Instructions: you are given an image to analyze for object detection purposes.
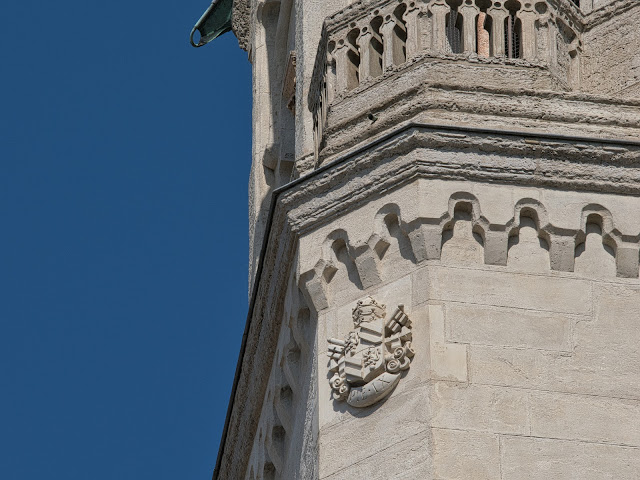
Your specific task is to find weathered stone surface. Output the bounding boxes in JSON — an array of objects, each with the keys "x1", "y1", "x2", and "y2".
[
  {"x1": 430, "y1": 267, "x2": 592, "y2": 315},
  {"x1": 319, "y1": 386, "x2": 430, "y2": 478},
  {"x1": 432, "y1": 428, "x2": 500, "y2": 480},
  {"x1": 501, "y1": 436, "x2": 640, "y2": 479},
  {"x1": 430, "y1": 304, "x2": 468, "y2": 382},
  {"x1": 321, "y1": 430, "x2": 431, "y2": 479},
  {"x1": 468, "y1": 282, "x2": 640, "y2": 400},
  {"x1": 431, "y1": 383, "x2": 529, "y2": 435},
  {"x1": 446, "y1": 304, "x2": 573, "y2": 352},
  {"x1": 530, "y1": 390, "x2": 640, "y2": 446}
]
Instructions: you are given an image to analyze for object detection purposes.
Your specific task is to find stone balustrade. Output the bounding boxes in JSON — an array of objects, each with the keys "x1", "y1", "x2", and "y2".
[{"x1": 309, "y1": 0, "x2": 584, "y2": 156}]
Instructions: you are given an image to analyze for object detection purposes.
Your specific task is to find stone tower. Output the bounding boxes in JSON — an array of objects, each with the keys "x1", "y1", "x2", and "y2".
[{"x1": 191, "y1": 0, "x2": 640, "y2": 478}]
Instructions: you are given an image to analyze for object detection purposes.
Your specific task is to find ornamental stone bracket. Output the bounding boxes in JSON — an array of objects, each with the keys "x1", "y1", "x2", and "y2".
[{"x1": 327, "y1": 296, "x2": 414, "y2": 408}]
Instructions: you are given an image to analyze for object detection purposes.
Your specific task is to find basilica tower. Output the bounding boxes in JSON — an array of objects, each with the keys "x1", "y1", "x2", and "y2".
[{"x1": 191, "y1": 0, "x2": 640, "y2": 478}]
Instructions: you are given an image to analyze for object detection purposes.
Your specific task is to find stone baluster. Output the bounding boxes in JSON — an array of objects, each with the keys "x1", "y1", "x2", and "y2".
[
  {"x1": 459, "y1": 1, "x2": 480, "y2": 54},
  {"x1": 321, "y1": 86, "x2": 328, "y2": 131},
  {"x1": 568, "y1": 38, "x2": 582, "y2": 89},
  {"x1": 325, "y1": 51, "x2": 336, "y2": 104},
  {"x1": 535, "y1": 9, "x2": 551, "y2": 63},
  {"x1": 332, "y1": 38, "x2": 358, "y2": 92},
  {"x1": 429, "y1": 0, "x2": 451, "y2": 53},
  {"x1": 488, "y1": 4, "x2": 509, "y2": 57},
  {"x1": 547, "y1": 18, "x2": 559, "y2": 69},
  {"x1": 403, "y1": 2, "x2": 423, "y2": 59},
  {"x1": 380, "y1": 14, "x2": 405, "y2": 69},
  {"x1": 332, "y1": 40, "x2": 350, "y2": 93},
  {"x1": 357, "y1": 28, "x2": 375, "y2": 82},
  {"x1": 517, "y1": 3, "x2": 538, "y2": 61},
  {"x1": 419, "y1": 4, "x2": 433, "y2": 53}
]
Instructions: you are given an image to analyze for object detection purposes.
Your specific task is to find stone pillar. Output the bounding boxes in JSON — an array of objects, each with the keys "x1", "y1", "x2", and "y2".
[
  {"x1": 357, "y1": 29, "x2": 375, "y2": 82},
  {"x1": 518, "y1": 6, "x2": 537, "y2": 61},
  {"x1": 326, "y1": 53, "x2": 336, "y2": 104},
  {"x1": 459, "y1": 3, "x2": 480, "y2": 54},
  {"x1": 403, "y1": 4, "x2": 423, "y2": 59},
  {"x1": 568, "y1": 39, "x2": 582, "y2": 90},
  {"x1": 380, "y1": 15, "x2": 400, "y2": 70},
  {"x1": 333, "y1": 40, "x2": 355, "y2": 93},
  {"x1": 430, "y1": 1, "x2": 450, "y2": 54},
  {"x1": 488, "y1": 6, "x2": 508, "y2": 57}
]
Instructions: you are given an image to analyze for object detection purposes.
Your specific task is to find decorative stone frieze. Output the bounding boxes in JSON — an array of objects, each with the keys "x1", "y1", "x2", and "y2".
[
  {"x1": 327, "y1": 296, "x2": 414, "y2": 407},
  {"x1": 300, "y1": 190, "x2": 640, "y2": 313}
]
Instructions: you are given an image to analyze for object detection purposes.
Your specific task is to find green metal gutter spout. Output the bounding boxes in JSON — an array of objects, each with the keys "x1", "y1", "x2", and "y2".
[{"x1": 190, "y1": 0, "x2": 233, "y2": 47}]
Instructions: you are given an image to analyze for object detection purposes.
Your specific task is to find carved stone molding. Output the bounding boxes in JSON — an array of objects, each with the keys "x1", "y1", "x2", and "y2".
[{"x1": 327, "y1": 296, "x2": 414, "y2": 408}]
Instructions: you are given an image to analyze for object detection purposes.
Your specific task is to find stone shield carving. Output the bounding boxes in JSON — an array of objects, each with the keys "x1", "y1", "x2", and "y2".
[{"x1": 327, "y1": 296, "x2": 414, "y2": 408}]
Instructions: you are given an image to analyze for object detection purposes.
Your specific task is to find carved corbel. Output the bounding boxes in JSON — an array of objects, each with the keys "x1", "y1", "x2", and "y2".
[
  {"x1": 615, "y1": 243, "x2": 640, "y2": 278},
  {"x1": 484, "y1": 227, "x2": 509, "y2": 266},
  {"x1": 406, "y1": 220, "x2": 444, "y2": 262},
  {"x1": 548, "y1": 231, "x2": 578, "y2": 272},
  {"x1": 299, "y1": 261, "x2": 332, "y2": 312},
  {"x1": 352, "y1": 243, "x2": 384, "y2": 288}
]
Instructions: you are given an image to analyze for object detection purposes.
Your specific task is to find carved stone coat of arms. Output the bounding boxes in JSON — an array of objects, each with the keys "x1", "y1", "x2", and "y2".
[{"x1": 327, "y1": 296, "x2": 414, "y2": 408}]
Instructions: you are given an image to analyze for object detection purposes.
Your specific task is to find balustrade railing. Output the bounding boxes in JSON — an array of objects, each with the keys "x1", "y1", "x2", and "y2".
[{"x1": 309, "y1": 0, "x2": 584, "y2": 157}]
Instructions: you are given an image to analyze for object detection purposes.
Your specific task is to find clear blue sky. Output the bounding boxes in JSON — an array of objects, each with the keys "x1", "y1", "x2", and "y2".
[{"x1": 1, "y1": 1, "x2": 251, "y2": 478}]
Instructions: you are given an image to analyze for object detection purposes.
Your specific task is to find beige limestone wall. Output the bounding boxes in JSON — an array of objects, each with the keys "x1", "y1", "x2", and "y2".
[
  {"x1": 301, "y1": 178, "x2": 640, "y2": 479},
  {"x1": 581, "y1": 4, "x2": 640, "y2": 97}
]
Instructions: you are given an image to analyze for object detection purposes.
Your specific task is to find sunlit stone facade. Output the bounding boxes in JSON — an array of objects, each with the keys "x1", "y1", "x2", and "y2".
[{"x1": 193, "y1": 0, "x2": 640, "y2": 478}]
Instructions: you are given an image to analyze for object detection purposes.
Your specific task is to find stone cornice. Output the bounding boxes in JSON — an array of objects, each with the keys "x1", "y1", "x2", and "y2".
[
  {"x1": 320, "y1": 77, "x2": 640, "y2": 162},
  {"x1": 214, "y1": 122, "x2": 640, "y2": 479},
  {"x1": 287, "y1": 124, "x2": 640, "y2": 234}
]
